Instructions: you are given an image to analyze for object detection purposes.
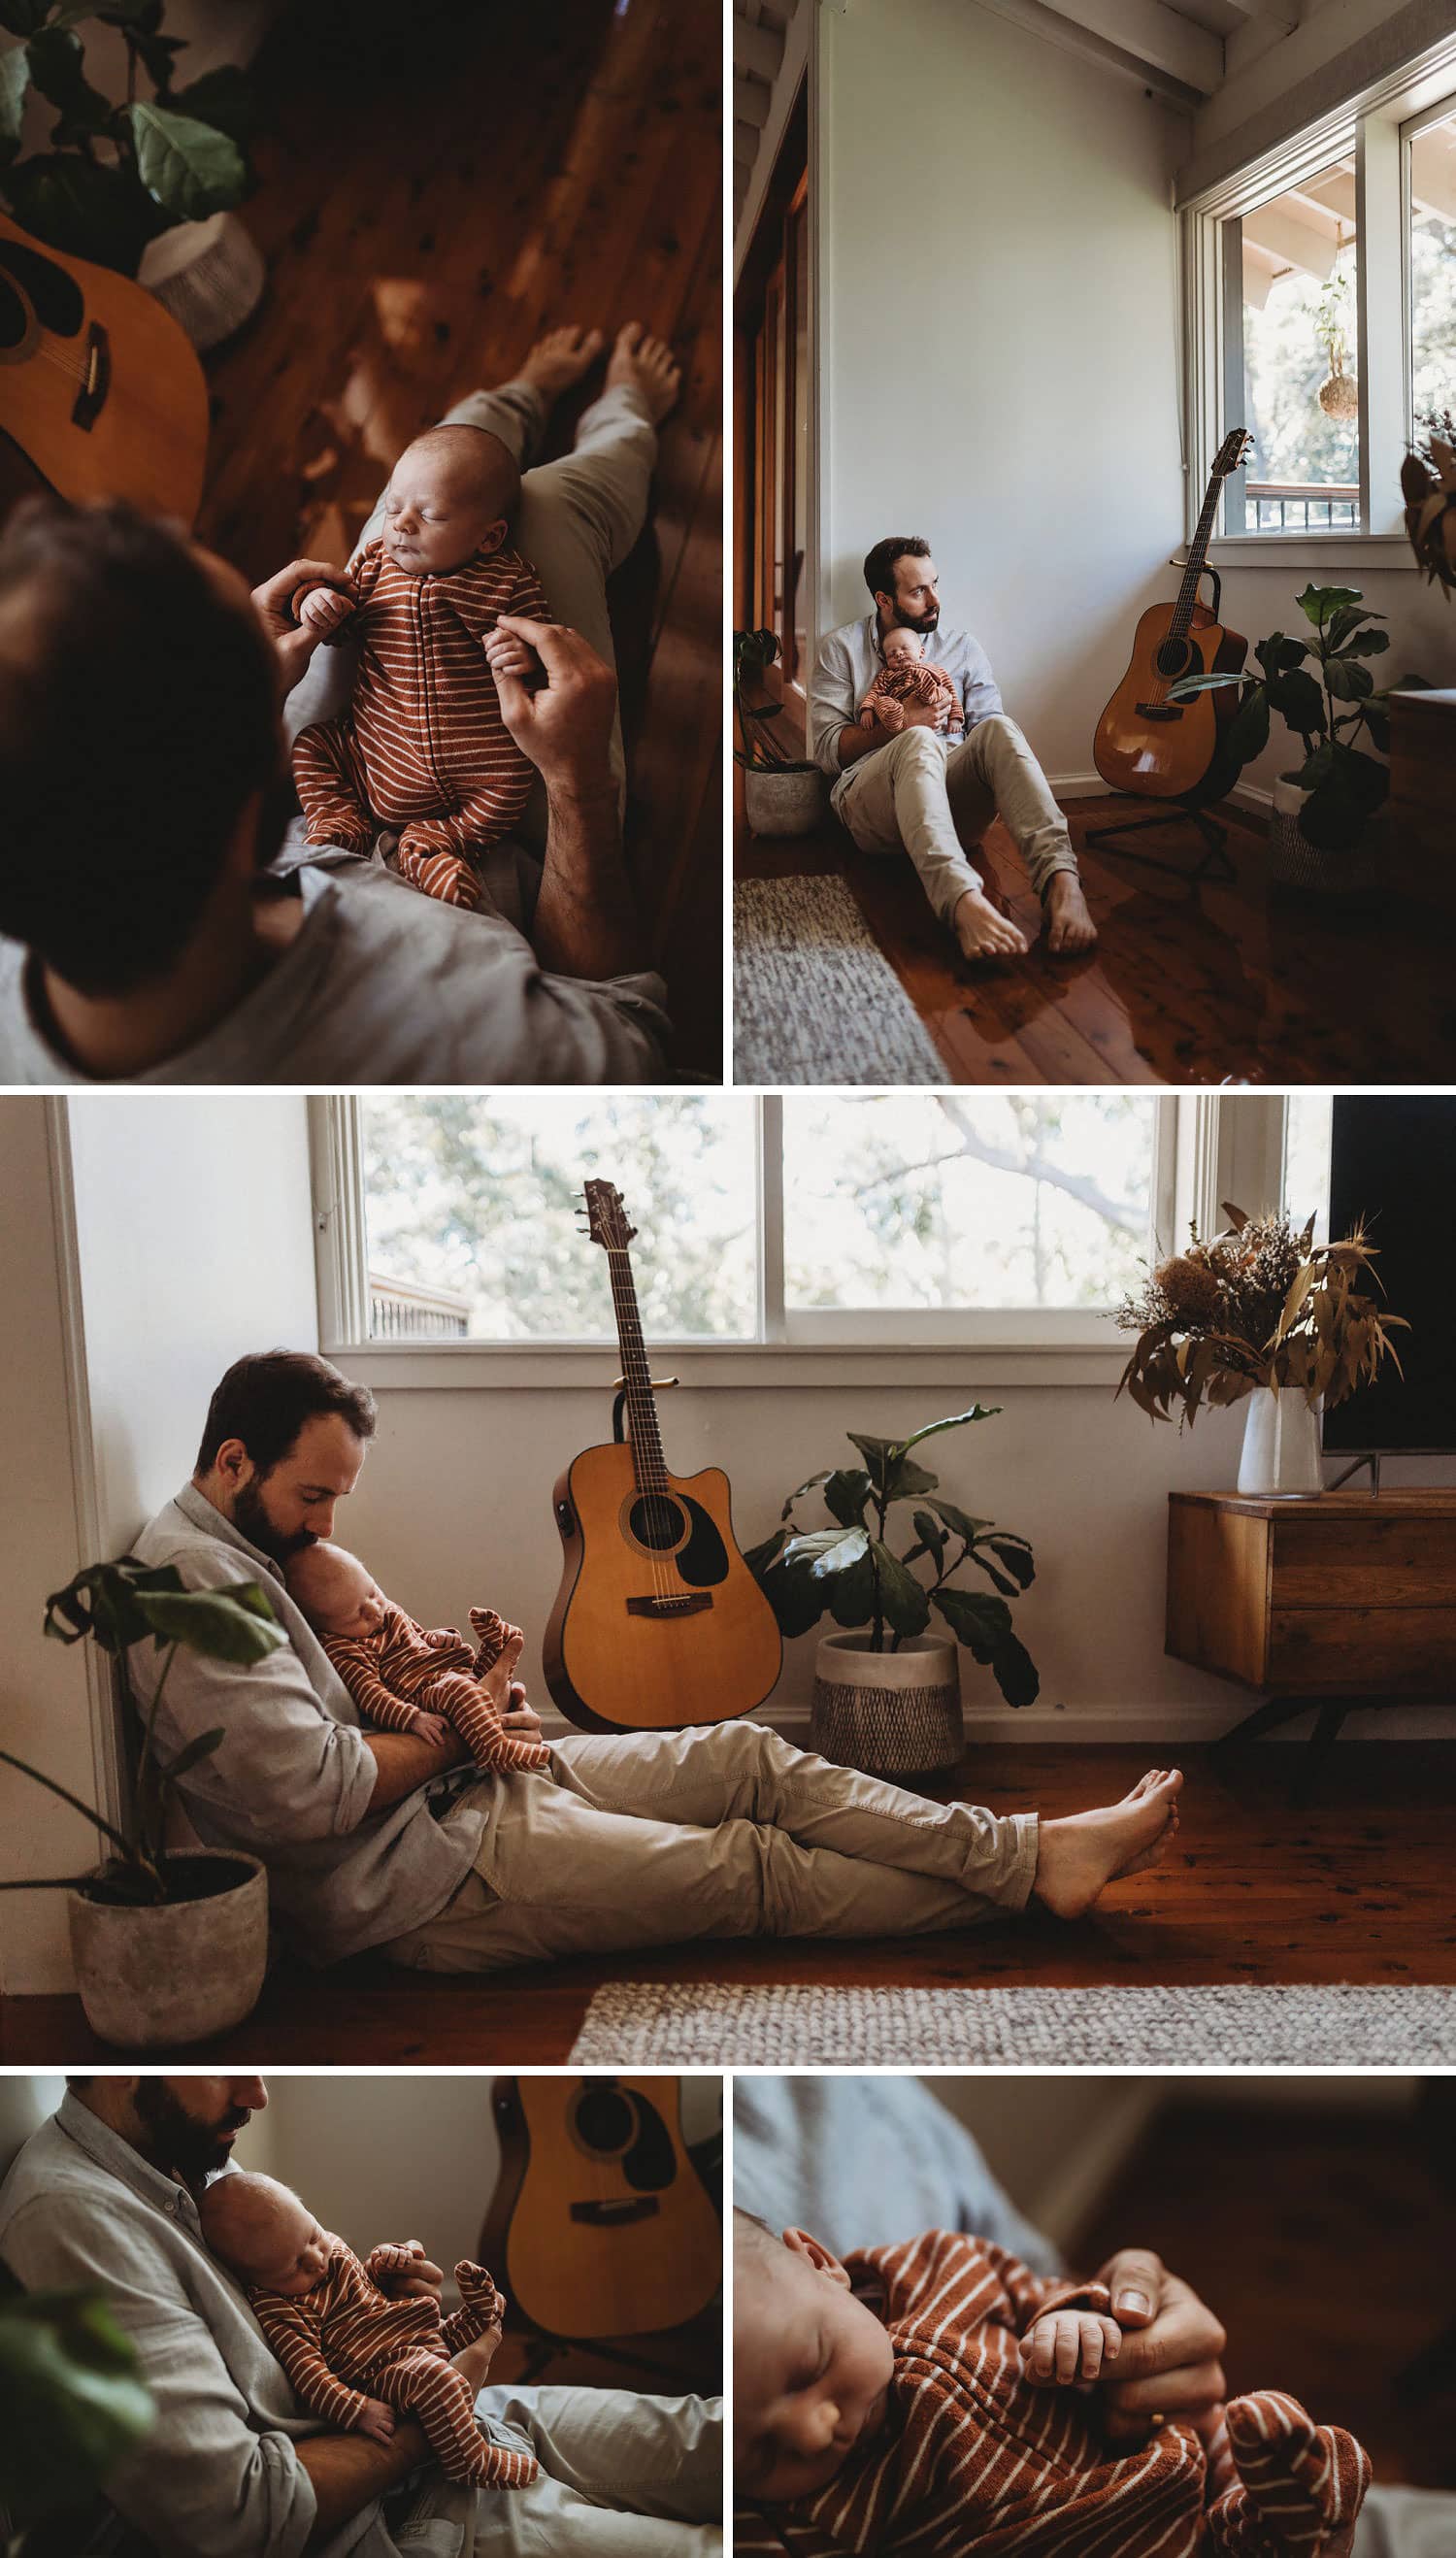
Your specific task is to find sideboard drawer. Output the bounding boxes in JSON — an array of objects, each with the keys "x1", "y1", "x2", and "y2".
[
  {"x1": 1270, "y1": 1514, "x2": 1456, "y2": 1609},
  {"x1": 1268, "y1": 1606, "x2": 1456, "y2": 1693}
]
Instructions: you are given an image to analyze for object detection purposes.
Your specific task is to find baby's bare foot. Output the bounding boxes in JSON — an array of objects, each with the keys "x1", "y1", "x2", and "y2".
[
  {"x1": 606, "y1": 321, "x2": 681, "y2": 422},
  {"x1": 1033, "y1": 1769, "x2": 1184, "y2": 1919},
  {"x1": 953, "y1": 885, "x2": 1028, "y2": 963},
  {"x1": 518, "y1": 324, "x2": 605, "y2": 398}
]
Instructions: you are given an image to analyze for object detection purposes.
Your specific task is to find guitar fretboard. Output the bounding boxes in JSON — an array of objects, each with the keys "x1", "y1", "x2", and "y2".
[
  {"x1": 605, "y1": 1246, "x2": 669, "y2": 1494},
  {"x1": 1168, "y1": 468, "x2": 1225, "y2": 643}
]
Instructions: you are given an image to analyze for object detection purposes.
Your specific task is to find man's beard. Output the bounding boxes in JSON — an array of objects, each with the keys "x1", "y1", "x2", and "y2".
[
  {"x1": 232, "y1": 1473, "x2": 314, "y2": 1562},
  {"x1": 134, "y1": 2080, "x2": 252, "y2": 2184},
  {"x1": 893, "y1": 600, "x2": 939, "y2": 633}
]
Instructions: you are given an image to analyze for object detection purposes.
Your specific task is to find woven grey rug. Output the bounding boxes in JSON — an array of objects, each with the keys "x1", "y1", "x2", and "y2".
[
  {"x1": 734, "y1": 875, "x2": 946, "y2": 1085},
  {"x1": 569, "y1": 1980, "x2": 1456, "y2": 2067}
]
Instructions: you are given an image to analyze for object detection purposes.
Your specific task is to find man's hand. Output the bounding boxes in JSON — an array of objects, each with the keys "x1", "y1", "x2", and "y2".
[
  {"x1": 1095, "y1": 2250, "x2": 1227, "y2": 2444},
  {"x1": 373, "y1": 2241, "x2": 445, "y2": 2304},
  {"x1": 355, "y1": 2400, "x2": 396, "y2": 2444},
  {"x1": 500, "y1": 1679, "x2": 544, "y2": 1742},
  {"x1": 483, "y1": 615, "x2": 617, "y2": 798},
  {"x1": 251, "y1": 557, "x2": 350, "y2": 692}
]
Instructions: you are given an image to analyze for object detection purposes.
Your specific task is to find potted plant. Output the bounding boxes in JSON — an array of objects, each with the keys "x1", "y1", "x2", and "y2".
[
  {"x1": 0, "y1": 3, "x2": 263, "y2": 349},
  {"x1": 0, "y1": 2260, "x2": 152, "y2": 2550},
  {"x1": 1169, "y1": 584, "x2": 1431, "y2": 891},
  {"x1": 1402, "y1": 409, "x2": 1456, "y2": 595},
  {"x1": 734, "y1": 626, "x2": 824, "y2": 838},
  {"x1": 1112, "y1": 1203, "x2": 1407, "y2": 1497},
  {"x1": 0, "y1": 1556, "x2": 285, "y2": 2048},
  {"x1": 746, "y1": 1405, "x2": 1039, "y2": 1777}
]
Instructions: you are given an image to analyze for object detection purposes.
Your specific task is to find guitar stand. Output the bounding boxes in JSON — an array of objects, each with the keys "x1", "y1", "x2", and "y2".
[{"x1": 1083, "y1": 800, "x2": 1236, "y2": 886}]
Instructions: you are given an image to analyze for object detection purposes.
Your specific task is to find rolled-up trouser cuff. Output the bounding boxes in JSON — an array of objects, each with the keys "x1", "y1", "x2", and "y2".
[{"x1": 994, "y1": 1809, "x2": 1041, "y2": 1910}]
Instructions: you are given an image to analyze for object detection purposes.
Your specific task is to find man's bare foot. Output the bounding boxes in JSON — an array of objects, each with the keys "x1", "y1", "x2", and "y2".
[
  {"x1": 953, "y1": 885, "x2": 1029, "y2": 962},
  {"x1": 1043, "y1": 871, "x2": 1098, "y2": 955},
  {"x1": 1032, "y1": 1769, "x2": 1184, "y2": 1919},
  {"x1": 518, "y1": 324, "x2": 605, "y2": 399},
  {"x1": 606, "y1": 320, "x2": 681, "y2": 422}
]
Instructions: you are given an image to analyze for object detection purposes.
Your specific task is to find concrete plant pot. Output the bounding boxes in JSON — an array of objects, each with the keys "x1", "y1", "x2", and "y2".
[
  {"x1": 743, "y1": 762, "x2": 825, "y2": 838},
  {"x1": 67, "y1": 1850, "x2": 268, "y2": 2050},
  {"x1": 811, "y1": 1631, "x2": 963, "y2": 1777}
]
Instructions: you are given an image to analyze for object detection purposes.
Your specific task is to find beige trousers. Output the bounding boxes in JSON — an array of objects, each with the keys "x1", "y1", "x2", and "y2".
[
  {"x1": 383, "y1": 1718, "x2": 1039, "y2": 1974},
  {"x1": 832, "y1": 717, "x2": 1078, "y2": 923},
  {"x1": 443, "y1": 2387, "x2": 721, "y2": 2556}
]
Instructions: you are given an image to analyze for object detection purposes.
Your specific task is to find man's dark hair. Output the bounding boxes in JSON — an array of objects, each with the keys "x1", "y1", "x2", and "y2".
[
  {"x1": 0, "y1": 499, "x2": 281, "y2": 996},
  {"x1": 863, "y1": 535, "x2": 932, "y2": 602},
  {"x1": 196, "y1": 1351, "x2": 377, "y2": 1478}
]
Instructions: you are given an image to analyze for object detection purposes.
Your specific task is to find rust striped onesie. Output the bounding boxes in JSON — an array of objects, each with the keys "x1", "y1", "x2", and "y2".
[
  {"x1": 323, "y1": 1601, "x2": 551, "y2": 1777},
  {"x1": 249, "y1": 2240, "x2": 536, "y2": 2488},
  {"x1": 859, "y1": 657, "x2": 962, "y2": 732},
  {"x1": 291, "y1": 537, "x2": 550, "y2": 910},
  {"x1": 737, "y1": 2232, "x2": 1370, "y2": 2558}
]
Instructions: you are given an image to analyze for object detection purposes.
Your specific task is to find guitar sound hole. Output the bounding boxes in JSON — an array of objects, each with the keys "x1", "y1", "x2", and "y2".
[
  {"x1": 1154, "y1": 637, "x2": 1195, "y2": 681},
  {"x1": 575, "y1": 2084, "x2": 636, "y2": 2154},
  {"x1": 0, "y1": 278, "x2": 28, "y2": 353},
  {"x1": 629, "y1": 1494, "x2": 685, "y2": 1552}
]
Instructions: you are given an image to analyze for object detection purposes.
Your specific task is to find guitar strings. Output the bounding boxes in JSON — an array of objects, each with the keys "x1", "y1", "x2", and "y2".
[{"x1": 605, "y1": 1237, "x2": 673, "y2": 1605}]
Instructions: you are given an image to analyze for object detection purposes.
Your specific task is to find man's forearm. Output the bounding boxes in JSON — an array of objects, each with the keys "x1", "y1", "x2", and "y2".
[
  {"x1": 300, "y1": 2418, "x2": 429, "y2": 2544},
  {"x1": 835, "y1": 719, "x2": 883, "y2": 768},
  {"x1": 533, "y1": 781, "x2": 644, "y2": 980},
  {"x1": 363, "y1": 1729, "x2": 468, "y2": 1811}
]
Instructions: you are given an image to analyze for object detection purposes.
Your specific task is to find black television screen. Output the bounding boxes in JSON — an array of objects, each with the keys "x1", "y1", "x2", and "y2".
[{"x1": 1322, "y1": 1096, "x2": 1456, "y2": 1455}]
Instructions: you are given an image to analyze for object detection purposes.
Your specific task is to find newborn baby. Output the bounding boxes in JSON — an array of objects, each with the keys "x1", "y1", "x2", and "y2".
[
  {"x1": 199, "y1": 2173, "x2": 534, "y2": 2489},
  {"x1": 289, "y1": 423, "x2": 550, "y2": 911},
  {"x1": 858, "y1": 626, "x2": 963, "y2": 737},
  {"x1": 285, "y1": 1541, "x2": 551, "y2": 1777},
  {"x1": 733, "y1": 2216, "x2": 1370, "y2": 2557}
]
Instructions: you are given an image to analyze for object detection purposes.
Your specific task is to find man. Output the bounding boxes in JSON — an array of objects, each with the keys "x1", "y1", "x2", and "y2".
[
  {"x1": 0, "y1": 324, "x2": 675, "y2": 1083},
  {"x1": 121, "y1": 1349, "x2": 1186, "y2": 1978},
  {"x1": 0, "y1": 2076, "x2": 722, "y2": 2556},
  {"x1": 810, "y1": 536, "x2": 1099, "y2": 963}
]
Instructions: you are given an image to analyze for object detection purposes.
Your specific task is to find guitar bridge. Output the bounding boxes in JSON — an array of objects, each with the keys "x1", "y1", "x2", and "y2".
[
  {"x1": 72, "y1": 321, "x2": 110, "y2": 432},
  {"x1": 624, "y1": 1592, "x2": 713, "y2": 1618},
  {"x1": 1134, "y1": 701, "x2": 1182, "y2": 722}
]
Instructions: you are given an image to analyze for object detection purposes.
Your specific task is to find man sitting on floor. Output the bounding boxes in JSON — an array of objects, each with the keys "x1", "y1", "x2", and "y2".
[
  {"x1": 118, "y1": 1349, "x2": 1185, "y2": 1982},
  {"x1": 0, "y1": 325, "x2": 676, "y2": 1085},
  {"x1": 0, "y1": 2076, "x2": 722, "y2": 2556},
  {"x1": 810, "y1": 535, "x2": 1098, "y2": 964}
]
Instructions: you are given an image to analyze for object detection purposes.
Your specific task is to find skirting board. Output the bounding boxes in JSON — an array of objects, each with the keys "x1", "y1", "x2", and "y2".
[
  {"x1": 1050, "y1": 772, "x2": 1274, "y2": 816},
  {"x1": 759, "y1": 1702, "x2": 1456, "y2": 1744}
]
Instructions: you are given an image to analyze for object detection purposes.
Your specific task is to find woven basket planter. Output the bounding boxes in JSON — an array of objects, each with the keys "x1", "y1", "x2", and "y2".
[
  {"x1": 140, "y1": 211, "x2": 266, "y2": 353},
  {"x1": 810, "y1": 1632, "x2": 963, "y2": 1778},
  {"x1": 1268, "y1": 778, "x2": 1373, "y2": 896}
]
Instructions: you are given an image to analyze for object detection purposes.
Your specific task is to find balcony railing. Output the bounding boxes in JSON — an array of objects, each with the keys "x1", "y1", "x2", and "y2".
[
  {"x1": 370, "y1": 1273, "x2": 471, "y2": 1339},
  {"x1": 1244, "y1": 480, "x2": 1362, "y2": 531}
]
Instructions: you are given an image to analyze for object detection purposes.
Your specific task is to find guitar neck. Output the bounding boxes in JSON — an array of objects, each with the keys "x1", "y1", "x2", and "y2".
[
  {"x1": 1169, "y1": 468, "x2": 1225, "y2": 637},
  {"x1": 604, "y1": 1246, "x2": 670, "y2": 1493}
]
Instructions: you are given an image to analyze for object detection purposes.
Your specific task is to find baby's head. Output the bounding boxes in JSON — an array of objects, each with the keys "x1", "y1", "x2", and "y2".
[
  {"x1": 381, "y1": 423, "x2": 520, "y2": 576},
  {"x1": 285, "y1": 1540, "x2": 387, "y2": 1640},
  {"x1": 880, "y1": 626, "x2": 924, "y2": 665},
  {"x1": 199, "y1": 2171, "x2": 333, "y2": 2299},
  {"x1": 733, "y1": 2211, "x2": 894, "y2": 2508}
]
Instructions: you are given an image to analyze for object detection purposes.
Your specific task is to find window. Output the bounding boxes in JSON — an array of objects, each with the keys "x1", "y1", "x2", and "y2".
[
  {"x1": 1221, "y1": 157, "x2": 1362, "y2": 533},
  {"x1": 1407, "y1": 100, "x2": 1456, "y2": 435},
  {"x1": 1282, "y1": 1091, "x2": 1334, "y2": 1241}
]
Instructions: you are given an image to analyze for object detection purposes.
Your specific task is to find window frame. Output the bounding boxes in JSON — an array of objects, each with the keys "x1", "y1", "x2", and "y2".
[
  {"x1": 311, "y1": 1094, "x2": 1286, "y2": 1390},
  {"x1": 1179, "y1": 37, "x2": 1456, "y2": 575}
]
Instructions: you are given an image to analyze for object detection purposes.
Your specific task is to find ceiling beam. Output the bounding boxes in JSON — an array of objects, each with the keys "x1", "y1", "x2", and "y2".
[
  {"x1": 735, "y1": 17, "x2": 784, "y2": 84},
  {"x1": 1219, "y1": 0, "x2": 1299, "y2": 26},
  {"x1": 1032, "y1": 0, "x2": 1223, "y2": 94}
]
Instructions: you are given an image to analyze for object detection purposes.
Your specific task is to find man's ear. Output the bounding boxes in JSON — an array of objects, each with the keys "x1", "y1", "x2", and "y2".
[
  {"x1": 479, "y1": 516, "x2": 509, "y2": 557},
  {"x1": 212, "y1": 1437, "x2": 254, "y2": 1489},
  {"x1": 783, "y1": 2227, "x2": 851, "y2": 2289}
]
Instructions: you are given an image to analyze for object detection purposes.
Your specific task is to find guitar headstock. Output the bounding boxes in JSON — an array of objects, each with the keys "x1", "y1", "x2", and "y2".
[
  {"x1": 581, "y1": 1178, "x2": 637, "y2": 1253},
  {"x1": 1214, "y1": 426, "x2": 1254, "y2": 478}
]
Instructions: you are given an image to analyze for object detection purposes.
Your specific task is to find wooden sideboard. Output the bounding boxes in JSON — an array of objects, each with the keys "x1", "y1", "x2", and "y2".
[
  {"x1": 1166, "y1": 1488, "x2": 1456, "y2": 1792},
  {"x1": 1388, "y1": 687, "x2": 1456, "y2": 898}
]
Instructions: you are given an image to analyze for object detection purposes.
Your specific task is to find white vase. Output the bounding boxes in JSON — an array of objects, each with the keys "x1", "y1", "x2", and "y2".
[
  {"x1": 139, "y1": 210, "x2": 266, "y2": 353},
  {"x1": 1237, "y1": 1388, "x2": 1324, "y2": 1499}
]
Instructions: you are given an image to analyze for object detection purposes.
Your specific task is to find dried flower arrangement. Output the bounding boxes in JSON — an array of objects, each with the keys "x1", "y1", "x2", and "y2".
[
  {"x1": 1113, "y1": 1203, "x2": 1406, "y2": 1428},
  {"x1": 1401, "y1": 410, "x2": 1456, "y2": 595}
]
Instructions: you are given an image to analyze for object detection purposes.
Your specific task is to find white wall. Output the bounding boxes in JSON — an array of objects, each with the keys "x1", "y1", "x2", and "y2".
[{"x1": 815, "y1": 0, "x2": 1192, "y2": 782}]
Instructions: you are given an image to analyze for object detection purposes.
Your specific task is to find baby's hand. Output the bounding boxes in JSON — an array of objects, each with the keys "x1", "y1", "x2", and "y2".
[
  {"x1": 300, "y1": 583, "x2": 355, "y2": 637},
  {"x1": 412, "y1": 1711, "x2": 451, "y2": 1746},
  {"x1": 485, "y1": 628, "x2": 536, "y2": 685},
  {"x1": 1021, "y1": 2309, "x2": 1122, "y2": 2387},
  {"x1": 356, "y1": 2399, "x2": 396, "y2": 2443}
]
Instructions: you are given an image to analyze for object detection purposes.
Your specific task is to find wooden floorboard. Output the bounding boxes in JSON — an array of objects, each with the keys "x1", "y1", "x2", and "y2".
[
  {"x1": 196, "y1": 0, "x2": 722, "y2": 1075},
  {"x1": 1079, "y1": 2100, "x2": 1456, "y2": 2491},
  {"x1": 737, "y1": 795, "x2": 1456, "y2": 1085},
  {"x1": 6, "y1": 1744, "x2": 1454, "y2": 2066}
]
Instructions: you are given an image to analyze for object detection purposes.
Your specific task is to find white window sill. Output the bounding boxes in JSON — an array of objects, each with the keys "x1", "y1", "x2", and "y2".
[
  {"x1": 1185, "y1": 535, "x2": 1415, "y2": 576},
  {"x1": 322, "y1": 1337, "x2": 1133, "y2": 1392}
]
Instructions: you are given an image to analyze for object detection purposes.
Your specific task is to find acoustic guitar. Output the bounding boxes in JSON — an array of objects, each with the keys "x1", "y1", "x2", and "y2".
[
  {"x1": 0, "y1": 212, "x2": 209, "y2": 524},
  {"x1": 543, "y1": 1178, "x2": 782, "y2": 1734},
  {"x1": 1093, "y1": 428, "x2": 1254, "y2": 799},
  {"x1": 480, "y1": 2076, "x2": 722, "y2": 2342}
]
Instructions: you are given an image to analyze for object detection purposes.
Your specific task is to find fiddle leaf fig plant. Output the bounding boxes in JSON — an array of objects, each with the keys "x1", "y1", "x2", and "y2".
[
  {"x1": 0, "y1": 2, "x2": 253, "y2": 276},
  {"x1": 0, "y1": 1556, "x2": 284, "y2": 1907},
  {"x1": 746, "y1": 1405, "x2": 1041, "y2": 1708},
  {"x1": 0, "y1": 2260, "x2": 153, "y2": 2545}
]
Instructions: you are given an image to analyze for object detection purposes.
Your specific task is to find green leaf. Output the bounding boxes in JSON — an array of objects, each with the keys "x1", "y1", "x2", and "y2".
[
  {"x1": 1296, "y1": 582, "x2": 1364, "y2": 627},
  {"x1": 844, "y1": 1433, "x2": 936, "y2": 1506},
  {"x1": 1325, "y1": 656, "x2": 1373, "y2": 702},
  {"x1": 978, "y1": 1532, "x2": 1036, "y2": 1589},
  {"x1": 869, "y1": 1540, "x2": 930, "y2": 1638},
  {"x1": 822, "y1": 1468, "x2": 872, "y2": 1528},
  {"x1": 1223, "y1": 684, "x2": 1270, "y2": 765},
  {"x1": 806, "y1": 1526, "x2": 871, "y2": 1580},
  {"x1": 1295, "y1": 742, "x2": 1336, "y2": 790},
  {"x1": 893, "y1": 1403, "x2": 1002, "y2": 1458},
  {"x1": 25, "y1": 27, "x2": 111, "y2": 132},
  {"x1": 1335, "y1": 625, "x2": 1389, "y2": 659},
  {"x1": 986, "y1": 1629, "x2": 1041, "y2": 1711},
  {"x1": 745, "y1": 1528, "x2": 790, "y2": 1579},
  {"x1": 930, "y1": 1588, "x2": 1040, "y2": 1707},
  {"x1": 0, "y1": 40, "x2": 29, "y2": 156},
  {"x1": 134, "y1": 1584, "x2": 285, "y2": 1665},
  {"x1": 2, "y1": 150, "x2": 154, "y2": 272},
  {"x1": 779, "y1": 1471, "x2": 831, "y2": 1521},
  {"x1": 1324, "y1": 604, "x2": 1383, "y2": 650},
  {"x1": 927, "y1": 1497, "x2": 992, "y2": 1545},
  {"x1": 965, "y1": 1547, "x2": 1019, "y2": 1597},
  {"x1": 826, "y1": 1545, "x2": 877, "y2": 1629},
  {"x1": 1267, "y1": 667, "x2": 1325, "y2": 736},
  {"x1": 124, "y1": 99, "x2": 245, "y2": 221},
  {"x1": 169, "y1": 66, "x2": 254, "y2": 147},
  {"x1": 159, "y1": 1727, "x2": 223, "y2": 1782},
  {"x1": 1166, "y1": 671, "x2": 1246, "y2": 701},
  {"x1": 906, "y1": 1509, "x2": 947, "y2": 1567},
  {"x1": 0, "y1": 2287, "x2": 153, "y2": 2526}
]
